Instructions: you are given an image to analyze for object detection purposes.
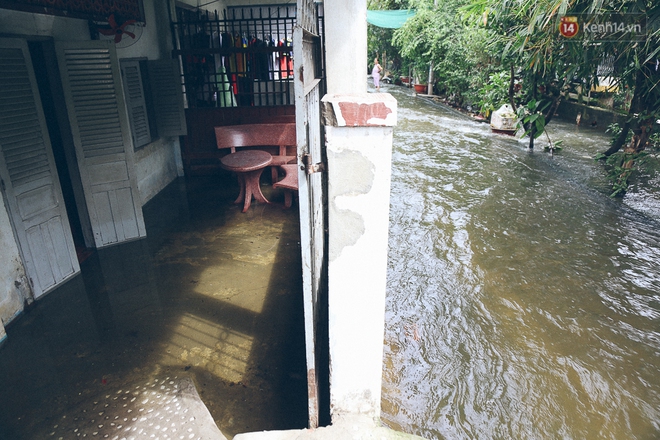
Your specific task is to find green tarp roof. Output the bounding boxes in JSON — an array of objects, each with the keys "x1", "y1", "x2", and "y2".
[{"x1": 367, "y1": 10, "x2": 416, "y2": 29}]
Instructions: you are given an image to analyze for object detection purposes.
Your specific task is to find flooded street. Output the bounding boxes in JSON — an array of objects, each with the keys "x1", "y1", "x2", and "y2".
[
  {"x1": 381, "y1": 85, "x2": 660, "y2": 439},
  {"x1": 0, "y1": 176, "x2": 308, "y2": 439}
]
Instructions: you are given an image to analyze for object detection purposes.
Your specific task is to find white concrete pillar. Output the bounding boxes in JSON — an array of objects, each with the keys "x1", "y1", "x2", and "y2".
[
  {"x1": 323, "y1": 0, "x2": 368, "y2": 95},
  {"x1": 322, "y1": 93, "x2": 397, "y2": 420}
]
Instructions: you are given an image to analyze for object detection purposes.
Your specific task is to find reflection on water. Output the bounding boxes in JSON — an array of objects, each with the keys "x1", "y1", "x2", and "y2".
[
  {"x1": 0, "y1": 176, "x2": 308, "y2": 439},
  {"x1": 382, "y1": 85, "x2": 660, "y2": 439}
]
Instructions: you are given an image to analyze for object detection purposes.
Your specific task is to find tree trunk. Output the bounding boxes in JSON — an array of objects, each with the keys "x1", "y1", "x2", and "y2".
[
  {"x1": 508, "y1": 65, "x2": 517, "y2": 112},
  {"x1": 527, "y1": 75, "x2": 538, "y2": 150},
  {"x1": 543, "y1": 94, "x2": 562, "y2": 126},
  {"x1": 603, "y1": 69, "x2": 653, "y2": 158},
  {"x1": 611, "y1": 68, "x2": 655, "y2": 195},
  {"x1": 601, "y1": 120, "x2": 631, "y2": 157},
  {"x1": 528, "y1": 128, "x2": 536, "y2": 149},
  {"x1": 427, "y1": 62, "x2": 434, "y2": 95},
  {"x1": 627, "y1": 118, "x2": 655, "y2": 154}
]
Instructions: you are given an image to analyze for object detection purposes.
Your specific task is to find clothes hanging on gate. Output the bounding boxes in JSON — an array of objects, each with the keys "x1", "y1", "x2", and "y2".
[
  {"x1": 278, "y1": 39, "x2": 293, "y2": 79},
  {"x1": 250, "y1": 37, "x2": 270, "y2": 81},
  {"x1": 221, "y1": 32, "x2": 238, "y2": 95},
  {"x1": 214, "y1": 66, "x2": 237, "y2": 107},
  {"x1": 235, "y1": 33, "x2": 247, "y2": 75}
]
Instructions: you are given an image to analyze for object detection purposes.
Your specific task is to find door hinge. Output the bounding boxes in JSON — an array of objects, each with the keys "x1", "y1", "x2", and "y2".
[{"x1": 303, "y1": 154, "x2": 325, "y2": 175}]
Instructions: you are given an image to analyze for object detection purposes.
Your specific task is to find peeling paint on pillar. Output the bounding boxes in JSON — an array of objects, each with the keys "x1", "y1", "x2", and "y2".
[
  {"x1": 322, "y1": 94, "x2": 397, "y2": 127},
  {"x1": 323, "y1": 94, "x2": 396, "y2": 264},
  {"x1": 327, "y1": 149, "x2": 373, "y2": 262}
]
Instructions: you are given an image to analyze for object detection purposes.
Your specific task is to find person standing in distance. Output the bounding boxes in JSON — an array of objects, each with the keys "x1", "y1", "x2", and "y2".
[{"x1": 372, "y1": 57, "x2": 383, "y2": 91}]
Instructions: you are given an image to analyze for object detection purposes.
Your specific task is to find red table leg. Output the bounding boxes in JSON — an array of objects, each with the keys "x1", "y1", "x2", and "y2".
[
  {"x1": 234, "y1": 174, "x2": 246, "y2": 205},
  {"x1": 220, "y1": 150, "x2": 273, "y2": 212},
  {"x1": 239, "y1": 168, "x2": 270, "y2": 212}
]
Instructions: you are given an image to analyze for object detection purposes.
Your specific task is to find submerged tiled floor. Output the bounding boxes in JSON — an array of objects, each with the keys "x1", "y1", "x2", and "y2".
[{"x1": 0, "y1": 175, "x2": 308, "y2": 439}]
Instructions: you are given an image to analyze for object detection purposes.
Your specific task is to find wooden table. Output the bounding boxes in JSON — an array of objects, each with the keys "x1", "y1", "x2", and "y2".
[{"x1": 220, "y1": 150, "x2": 273, "y2": 212}]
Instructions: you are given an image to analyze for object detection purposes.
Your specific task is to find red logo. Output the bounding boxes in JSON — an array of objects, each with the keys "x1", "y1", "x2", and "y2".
[{"x1": 559, "y1": 16, "x2": 580, "y2": 38}]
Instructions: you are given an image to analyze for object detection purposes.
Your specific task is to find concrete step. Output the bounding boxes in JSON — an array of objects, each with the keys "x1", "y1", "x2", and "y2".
[{"x1": 234, "y1": 414, "x2": 427, "y2": 440}]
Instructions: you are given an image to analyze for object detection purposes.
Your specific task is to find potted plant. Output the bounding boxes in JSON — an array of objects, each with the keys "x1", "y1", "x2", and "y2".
[{"x1": 413, "y1": 62, "x2": 431, "y2": 94}]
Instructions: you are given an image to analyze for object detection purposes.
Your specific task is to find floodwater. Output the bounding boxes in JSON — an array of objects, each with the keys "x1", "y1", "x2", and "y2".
[
  {"x1": 2, "y1": 83, "x2": 659, "y2": 440},
  {"x1": 381, "y1": 84, "x2": 660, "y2": 439},
  {"x1": 0, "y1": 176, "x2": 308, "y2": 439}
]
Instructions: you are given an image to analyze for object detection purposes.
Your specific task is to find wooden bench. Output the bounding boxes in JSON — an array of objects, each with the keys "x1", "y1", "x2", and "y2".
[
  {"x1": 182, "y1": 107, "x2": 295, "y2": 175},
  {"x1": 215, "y1": 123, "x2": 297, "y2": 183},
  {"x1": 272, "y1": 164, "x2": 299, "y2": 208},
  {"x1": 215, "y1": 123, "x2": 299, "y2": 209}
]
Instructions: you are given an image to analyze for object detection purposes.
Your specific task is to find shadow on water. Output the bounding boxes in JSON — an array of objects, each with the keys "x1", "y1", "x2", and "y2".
[{"x1": 0, "y1": 174, "x2": 308, "y2": 439}]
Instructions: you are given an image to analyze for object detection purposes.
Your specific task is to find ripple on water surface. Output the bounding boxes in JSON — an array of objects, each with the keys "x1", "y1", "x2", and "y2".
[{"x1": 383, "y1": 85, "x2": 660, "y2": 440}]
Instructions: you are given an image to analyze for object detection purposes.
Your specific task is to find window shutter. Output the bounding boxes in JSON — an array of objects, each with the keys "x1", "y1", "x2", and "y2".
[
  {"x1": 148, "y1": 59, "x2": 187, "y2": 137},
  {"x1": 120, "y1": 59, "x2": 152, "y2": 149}
]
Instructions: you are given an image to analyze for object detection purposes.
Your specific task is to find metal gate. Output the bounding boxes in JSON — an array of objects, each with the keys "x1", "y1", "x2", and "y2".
[{"x1": 293, "y1": 0, "x2": 326, "y2": 428}]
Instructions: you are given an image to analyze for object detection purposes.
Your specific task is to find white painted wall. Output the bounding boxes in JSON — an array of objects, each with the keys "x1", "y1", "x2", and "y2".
[
  {"x1": 323, "y1": 0, "x2": 368, "y2": 95},
  {"x1": 113, "y1": 0, "x2": 185, "y2": 205},
  {"x1": 134, "y1": 137, "x2": 184, "y2": 204},
  {"x1": 0, "y1": 10, "x2": 90, "y2": 40},
  {"x1": 326, "y1": 125, "x2": 392, "y2": 418}
]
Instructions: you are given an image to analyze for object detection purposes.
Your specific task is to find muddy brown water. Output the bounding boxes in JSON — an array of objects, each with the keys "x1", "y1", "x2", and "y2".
[{"x1": 381, "y1": 84, "x2": 660, "y2": 439}]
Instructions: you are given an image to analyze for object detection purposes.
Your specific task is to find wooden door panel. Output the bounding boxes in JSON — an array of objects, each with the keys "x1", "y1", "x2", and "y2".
[
  {"x1": 26, "y1": 216, "x2": 74, "y2": 286},
  {"x1": 88, "y1": 160, "x2": 129, "y2": 185},
  {"x1": 16, "y1": 184, "x2": 58, "y2": 223},
  {"x1": 0, "y1": 38, "x2": 80, "y2": 298}
]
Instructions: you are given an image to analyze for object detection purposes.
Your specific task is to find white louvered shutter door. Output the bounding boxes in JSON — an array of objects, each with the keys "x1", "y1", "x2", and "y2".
[
  {"x1": 0, "y1": 38, "x2": 80, "y2": 298},
  {"x1": 56, "y1": 41, "x2": 146, "y2": 248}
]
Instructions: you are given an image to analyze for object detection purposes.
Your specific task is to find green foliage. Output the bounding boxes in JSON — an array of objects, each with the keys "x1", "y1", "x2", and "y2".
[
  {"x1": 601, "y1": 152, "x2": 649, "y2": 197},
  {"x1": 462, "y1": 0, "x2": 660, "y2": 147},
  {"x1": 477, "y1": 70, "x2": 510, "y2": 117},
  {"x1": 651, "y1": 132, "x2": 660, "y2": 151},
  {"x1": 543, "y1": 139, "x2": 563, "y2": 153},
  {"x1": 516, "y1": 99, "x2": 550, "y2": 139},
  {"x1": 389, "y1": 0, "x2": 503, "y2": 104},
  {"x1": 597, "y1": 122, "x2": 659, "y2": 197},
  {"x1": 606, "y1": 122, "x2": 632, "y2": 145}
]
